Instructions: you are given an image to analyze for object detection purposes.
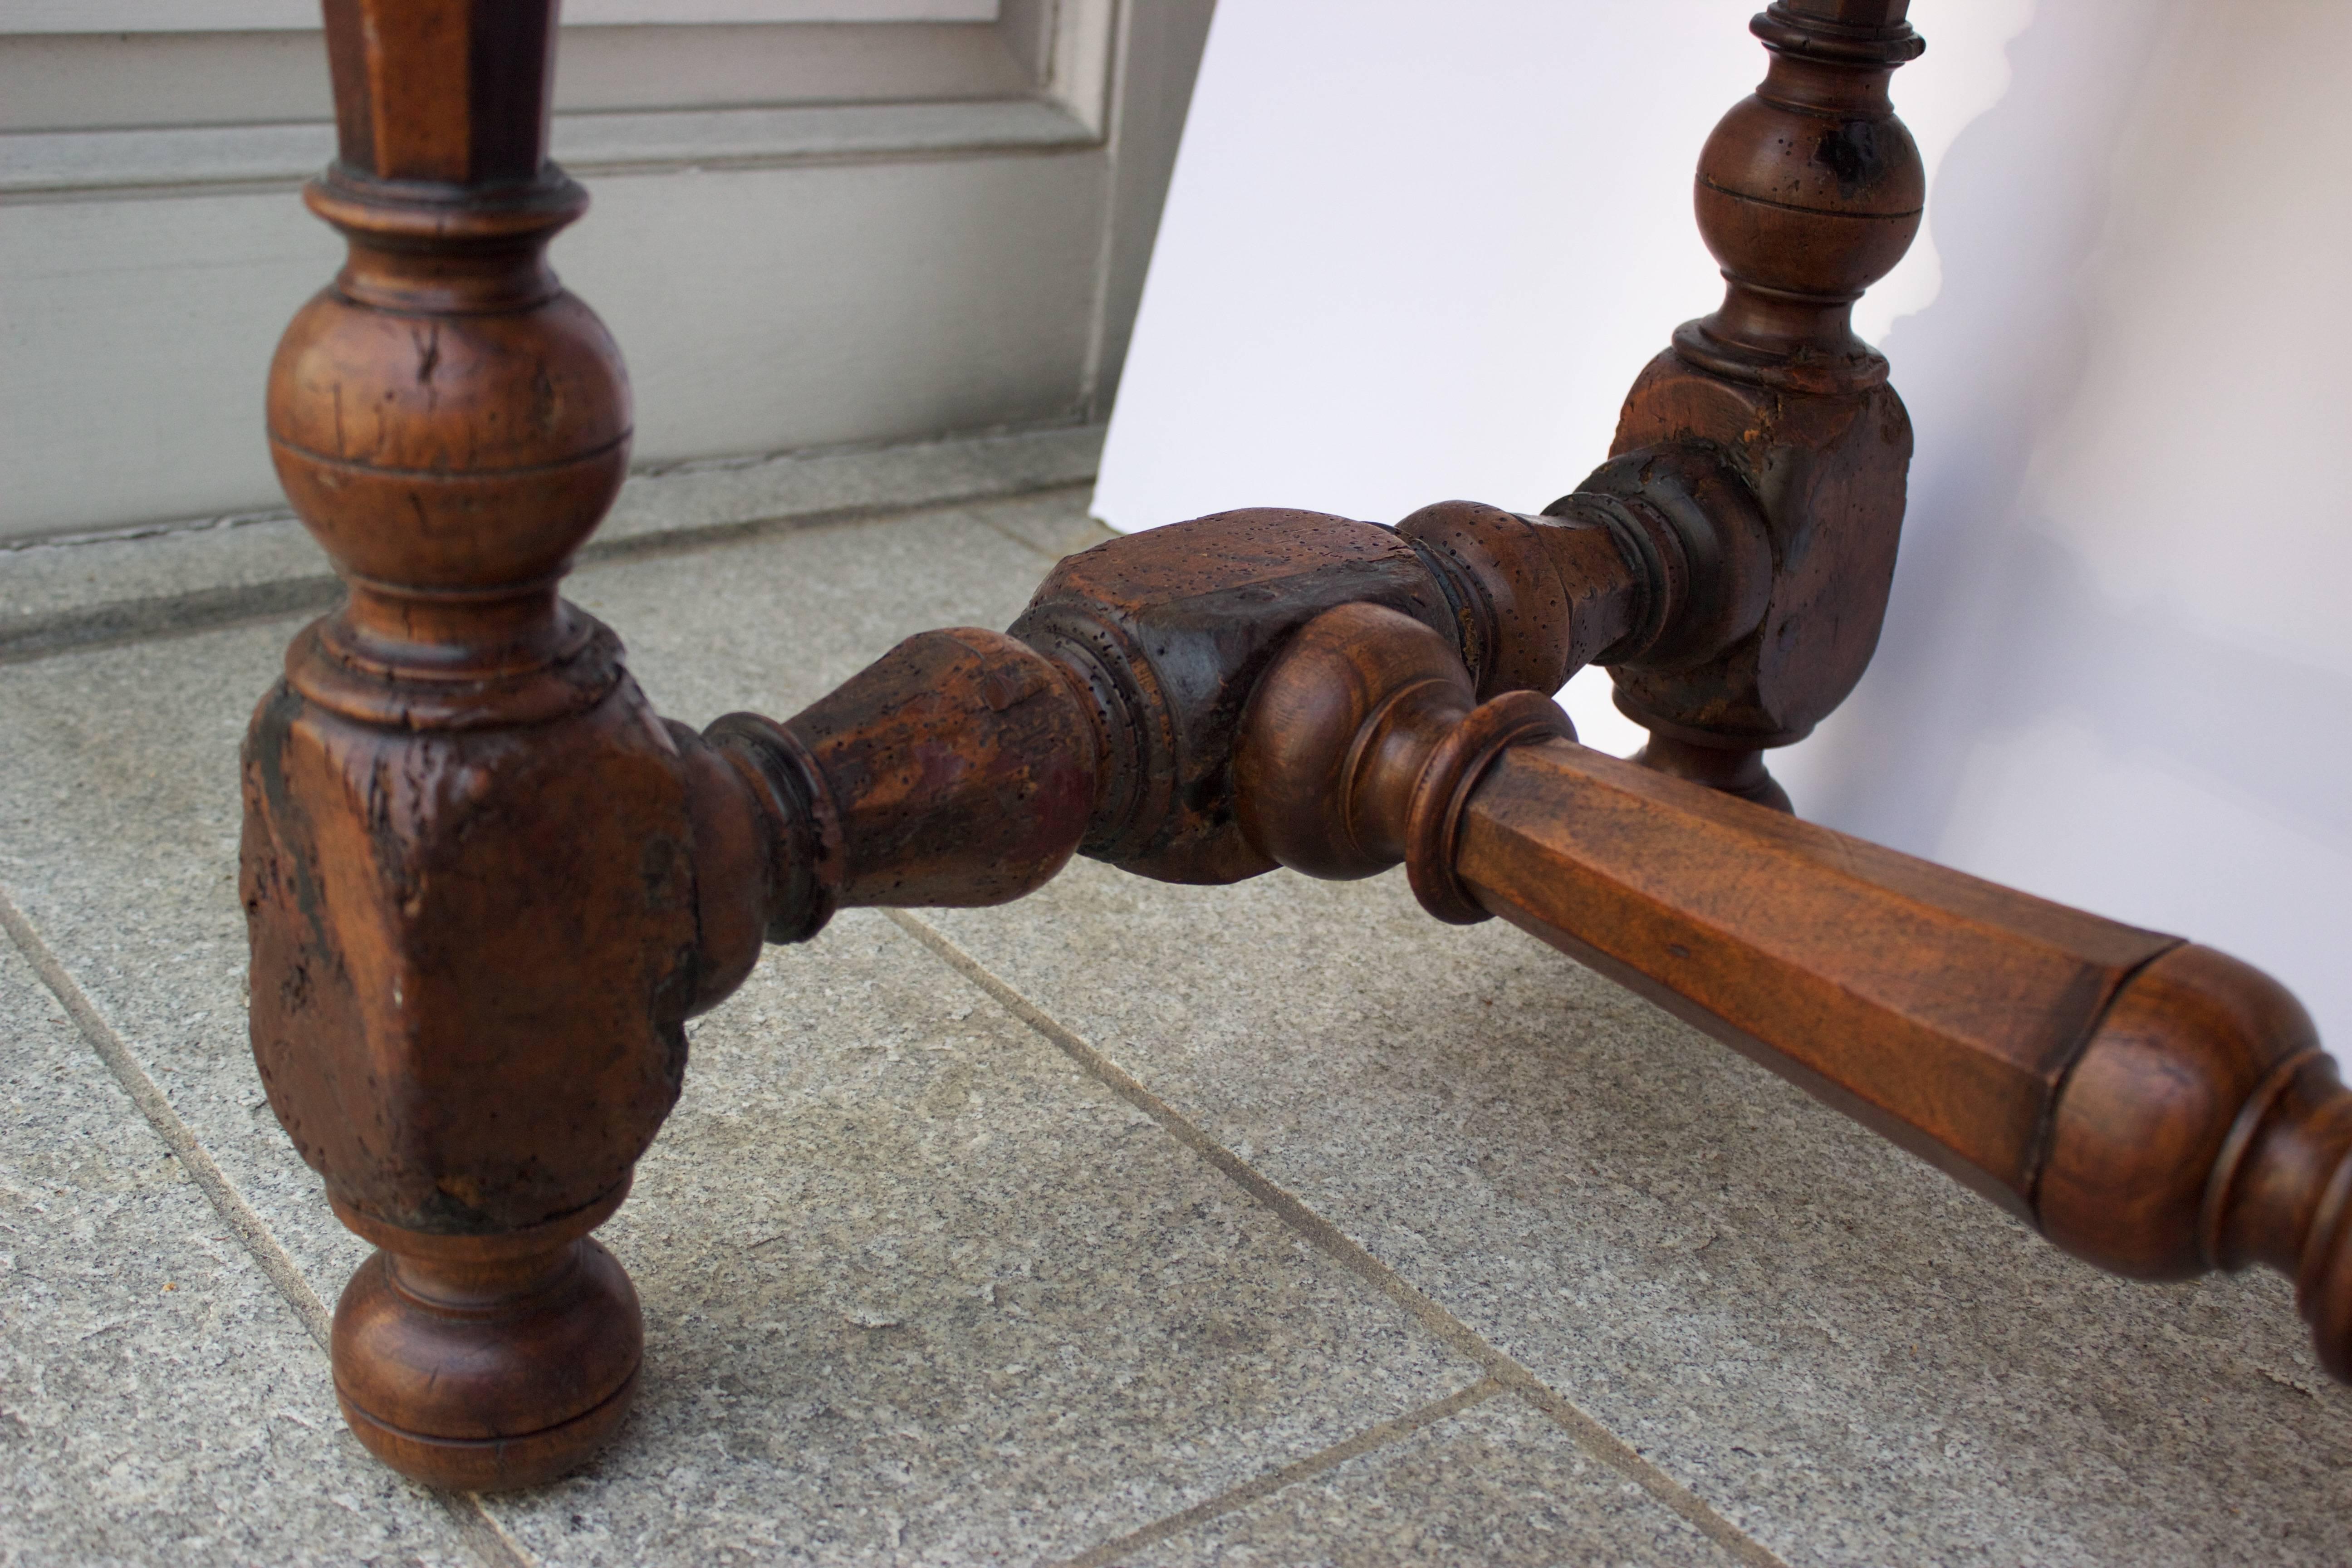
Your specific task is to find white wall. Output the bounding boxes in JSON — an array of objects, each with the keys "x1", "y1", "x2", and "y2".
[{"x1": 1097, "y1": 0, "x2": 2352, "y2": 1046}]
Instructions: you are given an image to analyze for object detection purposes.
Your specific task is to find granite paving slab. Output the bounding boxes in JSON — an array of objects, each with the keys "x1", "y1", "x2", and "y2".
[
  {"x1": 968, "y1": 490, "x2": 1121, "y2": 562},
  {"x1": 0, "y1": 424, "x2": 1100, "y2": 662},
  {"x1": 921, "y1": 860, "x2": 2352, "y2": 1567},
  {"x1": 0, "y1": 612, "x2": 374, "y2": 1302},
  {"x1": 476, "y1": 910, "x2": 1486, "y2": 1566},
  {"x1": 0, "y1": 936, "x2": 486, "y2": 1568},
  {"x1": 564, "y1": 498, "x2": 1063, "y2": 722},
  {"x1": 1116, "y1": 1392, "x2": 1741, "y2": 1568}
]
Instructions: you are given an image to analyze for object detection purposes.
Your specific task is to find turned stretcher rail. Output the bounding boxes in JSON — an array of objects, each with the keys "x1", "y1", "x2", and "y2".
[
  {"x1": 1234, "y1": 603, "x2": 2352, "y2": 1377},
  {"x1": 696, "y1": 584, "x2": 2352, "y2": 1392}
]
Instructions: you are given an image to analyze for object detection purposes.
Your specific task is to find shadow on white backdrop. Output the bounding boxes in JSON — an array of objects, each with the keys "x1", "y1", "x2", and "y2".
[{"x1": 1096, "y1": 0, "x2": 2352, "y2": 1043}]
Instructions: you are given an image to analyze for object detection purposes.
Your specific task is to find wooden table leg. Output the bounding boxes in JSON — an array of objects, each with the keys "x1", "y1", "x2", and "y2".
[{"x1": 240, "y1": 0, "x2": 771, "y2": 1490}]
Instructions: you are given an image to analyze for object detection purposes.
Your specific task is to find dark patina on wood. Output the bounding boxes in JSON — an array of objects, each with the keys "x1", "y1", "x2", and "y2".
[{"x1": 243, "y1": 0, "x2": 2349, "y2": 1492}]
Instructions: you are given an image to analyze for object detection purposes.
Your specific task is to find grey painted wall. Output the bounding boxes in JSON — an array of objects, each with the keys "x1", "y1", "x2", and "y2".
[{"x1": 0, "y1": 2, "x2": 1213, "y2": 540}]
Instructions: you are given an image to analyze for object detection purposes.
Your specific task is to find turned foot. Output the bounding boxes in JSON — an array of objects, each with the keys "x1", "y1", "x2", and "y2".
[
  {"x1": 328, "y1": 1188, "x2": 641, "y2": 1492},
  {"x1": 1631, "y1": 733, "x2": 1793, "y2": 815}
]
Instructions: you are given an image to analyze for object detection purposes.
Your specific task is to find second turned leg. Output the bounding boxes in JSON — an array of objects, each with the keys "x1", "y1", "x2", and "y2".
[{"x1": 1630, "y1": 733, "x2": 1793, "y2": 815}]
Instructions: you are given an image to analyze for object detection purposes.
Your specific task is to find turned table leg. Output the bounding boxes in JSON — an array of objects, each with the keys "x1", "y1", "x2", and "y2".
[
  {"x1": 1578, "y1": 0, "x2": 1929, "y2": 811},
  {"x1": 240, "y1": 0, "x2": 767, "y2": 1490}
]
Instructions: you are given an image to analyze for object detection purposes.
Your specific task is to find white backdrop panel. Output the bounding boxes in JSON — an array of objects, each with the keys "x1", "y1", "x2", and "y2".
[{"x1": 1097, "y1": 0, "x2": 2352, "y2": 1045}]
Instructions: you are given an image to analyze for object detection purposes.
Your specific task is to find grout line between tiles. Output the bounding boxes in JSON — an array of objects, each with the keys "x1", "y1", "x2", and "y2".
[
  {"x1": 0, "y1": 882, "x2": 533, "y2": 1568},
  {"x1": 0, "y1": 884, "x2": 336, "y2": 1348},
  {"x1": 582, "y1": 476, "x2": 1098, "y2": 571},
  {"x1": 0, "y1": 479, "x2": 1096, "y2": 668},
  {"x1": 0, "y1": 576, "x2": 344, "y2": 668},
  {"x1": 456, "y1": 1504, "x2": 547, "y2": 1568},
  {"x1": 886, "y1": 907, "x2": 1790, "y2": 1568},
  {"x1": 976, "y1": 511, "x2": 1120, "y2": 565},
  {"x1": 1049, "y1": 1377, "x2": 1507, "y2": 1568}
]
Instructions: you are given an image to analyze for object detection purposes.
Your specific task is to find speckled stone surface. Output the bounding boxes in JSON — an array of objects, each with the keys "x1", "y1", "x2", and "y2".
[
  {"x1": 0, "y1": 424, "x2": 1100, "y2": 661},
  {"x1": 966, "y1": 490, "x2": 1121, "y2": 562},
  {"x1": 923, "y1": 863, "x2": 2352, "y2": 1566},
  {"x1": 0, "y1": 941, "x2": 479, "y2": 1568},
  {"x1": 1122, "y1": 1394, "x2": 1740, "y2": 1568},
  {"x1": 0, "y1": 609, "x2": 377, "y2": 1304},
  {"x1": 478, "y1": 911, "x2": 1487, "y2": 1566},
  {"x1": 4, "y1": 482, "x2": 2349, "y2": 1567}
]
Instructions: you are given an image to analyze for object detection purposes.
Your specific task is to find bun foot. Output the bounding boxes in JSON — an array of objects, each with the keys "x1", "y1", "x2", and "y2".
[
  {"x1": 1631, "y1": 733, "x2": 1793, "y2": 815},
  {"x1": 328, "y1": 1193, "x2": 642, "y2": 1492}
]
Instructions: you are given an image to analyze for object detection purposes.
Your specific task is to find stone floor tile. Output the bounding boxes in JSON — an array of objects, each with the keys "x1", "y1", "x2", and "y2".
[
  {"x1": 475, "y1": 911, "x2": 1480, "y2": 1567},
  {"x1": 594, "y1": 425, "x2": 1101, "y2": 553},
  {"x1": 0, "y1": 939, "x2": 482, "y2": 1568},
  {"x1": 1118, "y1": 1393, "x2": 1740, "y2": 1568},
  {"x1": 567, "y1": 496, "x2": 1065, "y2": 723},
  {"x1": 923, "y1": 862, "x2": 2352, "y2": 1567},
  {"x1": 0, "y1": 513, "x2": 332, "y2": 663},
  {"x1": 966, "y1": 491, "x2": 1119, "y2": 562},
  {"x1": 0, "y1": 425, "x2": 1098, "y2": 662},
  {"x1": 0, "y1": 613, "x2": 369, "y2": 1298}
]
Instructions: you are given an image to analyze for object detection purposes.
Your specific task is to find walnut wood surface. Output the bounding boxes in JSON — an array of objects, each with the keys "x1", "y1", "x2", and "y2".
[
  {"x1": 242, "y1": 0, "x2": 2347, "y2": 1494},
  {"x1": 246, "y1": 0, "x2": 682, "y2": 1490},
  {"x1": 1461, "y1": 742, "x2": 2174, "y2": 1218},
  {"x1": 1598, "y1": 0, "x2": 1926, "y2": 807}
]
